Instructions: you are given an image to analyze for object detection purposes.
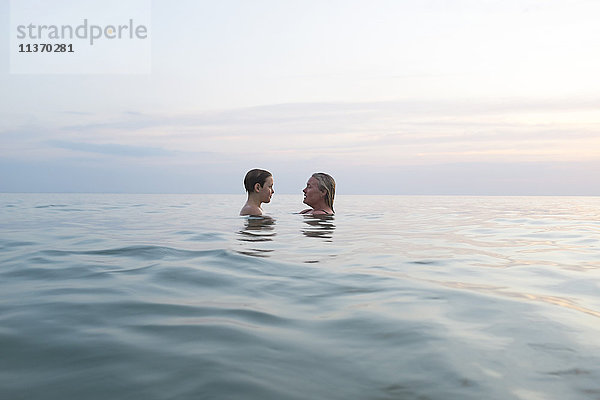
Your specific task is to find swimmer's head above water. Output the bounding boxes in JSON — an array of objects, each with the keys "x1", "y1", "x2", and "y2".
[
  {"x1": 300, "y1": 172, "x2": 335, "y2": 215},
  {"x1": 240, "y1": 169, "x2": 274, "y2": 216}
]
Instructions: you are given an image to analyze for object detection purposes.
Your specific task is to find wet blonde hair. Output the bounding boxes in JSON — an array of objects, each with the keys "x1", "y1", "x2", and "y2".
[{"x1": 312, "y1": 172, "x2": 335, "y2": 212}]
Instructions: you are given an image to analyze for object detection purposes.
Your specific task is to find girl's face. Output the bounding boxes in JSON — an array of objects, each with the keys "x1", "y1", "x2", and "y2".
[
  {"x1": 303, "y1": 177, "x2": 324, "y2": 207},
  {"x1": 258, "y1": 176, "x2": 274, "y2": 203}
]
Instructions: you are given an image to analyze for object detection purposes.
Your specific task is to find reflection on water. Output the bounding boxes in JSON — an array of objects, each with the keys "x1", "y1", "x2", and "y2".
[
  {"x1": 235, "y1": 214, "x2": 336, "y2": 259},
  {"x1": 236, "y1": 216, "x2": 276, "y2": 257},
  {"x1": 301, "y1": 215, "x2": 335, "y2": 240}
]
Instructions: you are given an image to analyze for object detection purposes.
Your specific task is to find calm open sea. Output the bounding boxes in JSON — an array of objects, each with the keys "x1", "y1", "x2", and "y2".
[{"x1": 1, "y1": 193, "x2": 599, "y2": 400}]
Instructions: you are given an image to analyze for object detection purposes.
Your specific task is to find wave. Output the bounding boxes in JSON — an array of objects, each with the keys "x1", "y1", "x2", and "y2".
[{"x1": 39, "y1": 245, "x2": 229, "y2": 260}]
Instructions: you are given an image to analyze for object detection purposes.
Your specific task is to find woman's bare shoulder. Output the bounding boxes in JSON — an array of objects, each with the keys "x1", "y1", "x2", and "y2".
[
  {"x1": 312, "y1": 209, "x2": 332, "y2": 215},
  {"x1": 299, "y1": 208, "x2": 333, "y2": 215}
]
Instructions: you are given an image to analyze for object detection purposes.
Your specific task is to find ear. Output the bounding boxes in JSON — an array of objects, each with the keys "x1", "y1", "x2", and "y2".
[{"x1": 254, "y1": 183, "x2": 261, "y2": 193}]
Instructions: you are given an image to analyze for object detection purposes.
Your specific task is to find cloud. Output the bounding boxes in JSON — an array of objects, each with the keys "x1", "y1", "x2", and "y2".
[
  {"x1": 3, "y1": 96, "x2": 600, "y2": 171},
  {"x1": 61, "y1": 111, "x2": 95, "y2": 116},
  {"x1": 54, "y1": 97, "x2": 600, "y2": 146},
  {"x1": 47, "y1": 140, "x2": 175, "y2": 158}
]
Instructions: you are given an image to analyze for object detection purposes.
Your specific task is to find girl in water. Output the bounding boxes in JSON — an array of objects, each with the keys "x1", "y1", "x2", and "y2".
[
  {"x1": 300, "y1": 172, "x2": 335, "y2": 215},
  {"x1": 240, "y1": 169, "x2": 274, "y2": 216}
]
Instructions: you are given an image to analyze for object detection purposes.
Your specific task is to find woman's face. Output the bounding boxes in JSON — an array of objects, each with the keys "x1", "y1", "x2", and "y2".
[
  {"x1": 258, "y1": 176, "x2": 274, "y2": 203},
  {"x1": 303, "y1": 177, "x2": 324, "y2": 207}
]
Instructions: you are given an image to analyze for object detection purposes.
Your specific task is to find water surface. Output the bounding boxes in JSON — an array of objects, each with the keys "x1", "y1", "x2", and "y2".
[{"x1": 1, "y1": 194, "x2": 599, "y2": 399}]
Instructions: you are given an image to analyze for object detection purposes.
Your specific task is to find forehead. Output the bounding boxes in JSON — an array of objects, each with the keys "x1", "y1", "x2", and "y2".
[
  {"x1": 307, "y1": 177, "x2": 318, "y2": 185},
  {"x1": 264, "y1": 176, "x2": 274, "y2": 184}
]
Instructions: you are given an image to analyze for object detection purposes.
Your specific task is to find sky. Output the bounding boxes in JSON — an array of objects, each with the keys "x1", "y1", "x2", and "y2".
[{"x1": 1, "y1": 0, "x2": 600, "y2": 195}]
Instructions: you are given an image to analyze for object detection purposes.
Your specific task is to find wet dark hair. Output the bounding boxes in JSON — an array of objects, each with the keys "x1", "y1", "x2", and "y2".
[
  {"x1": 312, "y1": 172, "x2": 335, "y2": 212},
  {"x1": 244, "y1": 169, "x2": 272, "y2": 193}
]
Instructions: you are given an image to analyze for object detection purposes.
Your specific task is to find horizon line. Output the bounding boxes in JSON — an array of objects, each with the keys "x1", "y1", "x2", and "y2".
[{"x1": 1, "y1": 192, "x2": 598, "y2": 197}]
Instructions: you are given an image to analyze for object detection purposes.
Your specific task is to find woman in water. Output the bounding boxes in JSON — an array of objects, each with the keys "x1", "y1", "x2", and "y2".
[
  {"x1": 300, "y1": 172, "x2": 335, "y2": 215},
  {"x1": 240, "y1": 169, "x2": 274, "y2": 216}
]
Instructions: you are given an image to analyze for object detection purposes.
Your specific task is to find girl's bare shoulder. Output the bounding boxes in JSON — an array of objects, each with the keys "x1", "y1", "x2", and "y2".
[{"x1": 240, "y1": 204, "x2": 262, "y2": 216}]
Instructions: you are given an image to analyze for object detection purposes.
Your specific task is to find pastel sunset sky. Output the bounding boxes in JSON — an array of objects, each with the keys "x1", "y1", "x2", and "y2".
[{"x1": 2, "y1": 0, "x2": 599, "y2": 194}]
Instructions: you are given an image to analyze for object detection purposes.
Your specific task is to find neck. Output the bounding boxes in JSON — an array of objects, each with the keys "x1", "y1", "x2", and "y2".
[
  {"x1": 247, "y1": 192, "x2": 262, "y2": 207},
  {"x1": 309, "y1": 199, "x2": 330, "y2": 212}
]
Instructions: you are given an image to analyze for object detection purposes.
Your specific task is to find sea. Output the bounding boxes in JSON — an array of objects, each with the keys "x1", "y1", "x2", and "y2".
[{"x1": 1, "y1": 193, "x2": 599, "y2": 400}]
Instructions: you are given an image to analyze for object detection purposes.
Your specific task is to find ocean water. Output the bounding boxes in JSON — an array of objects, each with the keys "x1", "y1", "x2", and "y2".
[{"x1": 1, "y1": 193, "x2": 599, "y2": 400}]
